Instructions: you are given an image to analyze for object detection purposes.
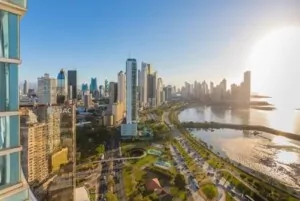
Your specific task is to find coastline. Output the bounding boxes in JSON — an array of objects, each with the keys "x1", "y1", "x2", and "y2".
[{"x1": 180, "y1": 121, "x2": 300, "y2": 141}]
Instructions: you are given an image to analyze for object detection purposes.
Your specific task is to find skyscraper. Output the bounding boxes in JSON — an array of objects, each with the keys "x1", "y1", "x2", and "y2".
[
  {"x1": 57, "y1": 69, "x2": 68, "y2": 98},
  {"x1": 90, "y1": 77, "x2": 97, "y2": 93},
  {"x1": 109, "y1": 82, "x2": 118, "y2": 104},
  {"x1": 117, "y1": 71, "x2": 126, "y2": 104},
  {"x1": 141, "y1": 63, "x2": 148, "y2": 106},
  {"x1": 243, "y1": 71, "x2": 251, "y2": 104},
  {"x1": 37, "y1": 74, "x2": 57, "y2": 105},
  {"x1": 23, "y1": 80, "x2": 28, "y2": 95},
  {"x1": 0, "y1": 1, "x2": 29, "y2": 200},
  {"x1": 67, "y1": 70, "x2": 77, "y2": 100},
  {"x1": 121, "y1": 59, "x2": 138, "y2": 138},
  {"x1": 126, "y1": 58, "x2": 138, "y2": 123}
]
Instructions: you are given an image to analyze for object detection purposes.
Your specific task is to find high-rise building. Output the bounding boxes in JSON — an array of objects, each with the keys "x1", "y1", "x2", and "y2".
[
  {"x1": 99, "y1": 85, "x2": 104, "y2": 97},
  {"x1": 67, "y1": 70, "x2": 77, "y2": 100},
  {"x1": 57, "y1": 69, "x2": 68, "y2": 96},
  {"x1": 20, "y1": 110, "x2": 49, "y2": 187},
  {"x1": 37, "y1": 74, "x2": 57, "y2": 105},
  {"x1": 121, "y1": 59, "x2": 138, "y2": 138},
  {"x1": 81, "y1": 83, "x2": 89, "y2": 92},
  {"x1": 141, "y1": 63, "x2": 148, "y2": 106},
  {"x1": 90, "y1": 77, "x2": 97, "y2": 93},
  {"x1": 23, "y1": 80, "x2": 29, "y2": 95},
  {"x1": 244, "y1": 71, "x2": 251, "y2": 104},
  {"x1": 109, "y1": 82, "x2": 118, "y2": 105},
  {"x1": 156, "y1": 78, "x2": 163, "y2": 106},
  {"x1": 125, "y1": 58, "x2": 138, "y2": 123},
  {"x1": 117, "y1": 71, "x2": 126, "y2": 104},
  {"x1": 0, "y1": 1, "x2": 29, "y2": 200}
]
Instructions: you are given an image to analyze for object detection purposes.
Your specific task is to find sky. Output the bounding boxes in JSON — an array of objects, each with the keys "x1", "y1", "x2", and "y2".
[{"x1": 20, "y1": 0, "x2": 300, "y2": 98}]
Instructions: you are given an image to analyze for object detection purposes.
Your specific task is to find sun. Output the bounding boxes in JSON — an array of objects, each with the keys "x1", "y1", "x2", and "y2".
[{"x1": 246, "y1": 26, "x2": 300, "y2": 109}]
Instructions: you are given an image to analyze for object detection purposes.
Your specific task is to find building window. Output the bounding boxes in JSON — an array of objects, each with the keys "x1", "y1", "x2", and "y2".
[
  {"x1": 0, "y1": 10, "x2": 20, "y2": 59},
  {"x1": 0, "y1": 63, "x2": 19, "y2": 112}
]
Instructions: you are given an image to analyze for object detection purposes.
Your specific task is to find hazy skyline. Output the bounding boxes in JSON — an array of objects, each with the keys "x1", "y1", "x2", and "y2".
[{"x1": 20, "y1": 0, "x2": 300, "y2": 107}]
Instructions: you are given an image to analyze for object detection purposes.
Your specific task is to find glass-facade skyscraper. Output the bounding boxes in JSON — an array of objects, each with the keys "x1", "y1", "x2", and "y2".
[
  {"x1": 90, "y1": 77, "x2": 97, "y2": 93},
  {"x1": 0, "y1": 1, "x2": 29, "y2": 200}
]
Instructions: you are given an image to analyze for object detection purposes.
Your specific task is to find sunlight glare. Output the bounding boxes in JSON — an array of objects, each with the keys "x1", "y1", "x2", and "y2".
[{"x1": 247, "y1": 27, "x2": 300, "y2": 109}]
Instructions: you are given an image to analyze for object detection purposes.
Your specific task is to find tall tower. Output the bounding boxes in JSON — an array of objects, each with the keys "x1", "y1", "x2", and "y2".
[
  {"x1": 117, "y1": 71, "x2": 126, "y2": 104},
  {"x1": 67, "y1": 70, "x2": 77, "y2": 100},
  {"x1": 126, "y1": 58, "x2": 138, "y2": 123},
  {"x1": 244, "y1": 71, "x2": 251, "y2": 104},
  {"x1": 0, "y1": 1, "x2": 29, "y2": 200},
  {"x1": 23, "y1": 80, "x2": 28, "y2": 95},
  {"x1": 141, "y1": 62, "x2": 148, "y2": 106},
  {"x1": 57, "y1": 69, "x2": 68, "y2": 103}
]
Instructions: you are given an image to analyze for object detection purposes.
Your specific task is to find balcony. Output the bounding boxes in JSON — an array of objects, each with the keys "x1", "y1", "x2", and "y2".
[{"x1": 0, "y1": 0, "x2": 27, "y2": 16}]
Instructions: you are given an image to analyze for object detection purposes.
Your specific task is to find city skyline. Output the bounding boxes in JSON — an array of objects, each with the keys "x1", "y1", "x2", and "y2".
[{"x1": 19, "y1": 1, "x2": 300, "y2": 100}]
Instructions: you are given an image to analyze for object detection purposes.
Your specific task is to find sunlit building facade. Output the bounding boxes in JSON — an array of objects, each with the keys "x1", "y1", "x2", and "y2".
[{"x1": 0, "y1": 0, "x2": 29, "y2": 200}]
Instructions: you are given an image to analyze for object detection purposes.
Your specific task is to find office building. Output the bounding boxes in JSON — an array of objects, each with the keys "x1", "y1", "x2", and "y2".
[
  {"x1": 81, "y1": 83, "x2": 89, "y2": 92},
  {"x1": 57, "y1": 69, "x2": 68, "y2": 96},
  {"x1": 23, "y1": 80, "x2": 28, "y2": 96},
  {"x1": 156, "y1": 77, "x2": 163, "y2": 106},
  {"x1": 67, "y1": 70, "x2": 77, "y2": 100},
  {"x1": 90, "y1": 77, "x2": 97, "y2": 93},
  {"x1": 109, "y1": 82, "x2": 118, "y2": 104},
  {"x1": 125, "y1": 58, "x2": 138, "y2": 123},
  {"x1": 0, "y1": 1, "x2": 29, "y2": 200},
  {"x1": 243, "y1": 71, "x2": 251, "y2": 104},
  {"x1": 117, "y1": 71, "x2": 126, "y2": 104},
  {"x1": 121, "y1": 58, "x2": 138, "y2": 138},
  {"x1": 141, "y1": 63, "x2": 148, "y2": 106},
  {"x1": 37, "y1": 74, "x2": 57, "y2": 105}
]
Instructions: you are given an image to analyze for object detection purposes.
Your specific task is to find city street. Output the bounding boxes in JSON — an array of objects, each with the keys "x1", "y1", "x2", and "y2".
[{"x1": 112, "y1": 136, "x2": 125, "y2": 201}]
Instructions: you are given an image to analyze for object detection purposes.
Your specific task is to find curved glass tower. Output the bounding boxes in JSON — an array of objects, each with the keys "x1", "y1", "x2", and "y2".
[
  {"x1": 57, "y1": 69, "x2": 67, "y2": 103},
  {"x1": 0, "y1": 0, "x2": 28, "y2": 200}
]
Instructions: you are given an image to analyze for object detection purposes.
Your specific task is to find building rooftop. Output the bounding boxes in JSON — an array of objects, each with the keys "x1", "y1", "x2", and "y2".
[{"x1": 75, "y1": 187, "x2": 90, "y2": 201}]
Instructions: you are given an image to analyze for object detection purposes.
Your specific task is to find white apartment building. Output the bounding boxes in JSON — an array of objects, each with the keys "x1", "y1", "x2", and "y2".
[{"x1": 37, "y1": 74, "x2": 57, "y2": 105}]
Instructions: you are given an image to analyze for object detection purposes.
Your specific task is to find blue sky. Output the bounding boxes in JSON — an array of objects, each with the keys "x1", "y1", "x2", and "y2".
[{"x1": 20, "y1": 0, "x2": 300, "y2": 90}]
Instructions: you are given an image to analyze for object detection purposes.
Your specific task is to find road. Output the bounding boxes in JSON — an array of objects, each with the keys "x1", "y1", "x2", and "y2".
[
  {"x1": 112, "y1": 136, "x2": 126, "y2": 201},
  {"x1": 164, "y1": 112, "x2": 240, "y2": 201},
  {"x1": 98, "y1": 138, "x2": 112, "y2": 200},
  {"x1": 163, "y1": 111, "x2": 180, "y2": 136},
  {"x1": 169, "y1": 144, "x2": 205, "y2": 201}
]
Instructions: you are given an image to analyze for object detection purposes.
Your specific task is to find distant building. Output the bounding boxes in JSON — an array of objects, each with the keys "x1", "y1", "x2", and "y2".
[
  {"x1": 67, "y1": 70, "x2": 77, "y2": 100},
  {"x1": 90, "y1": 77, "x2": 97, "y2": 93},
  {"x1": 23, "y1": 80, "x2": 29, "y2": 95},
  {"x1": 117, "y1": 71, "x2": 126, "y2": 104},
  {"x1": 243, "y1": 71, "x2": 251, "y2": 104},
  {"x1": 57, "y1": 69, "x2": 68, "y2": 97},
  {"x1": 37, "y1": 73, "x2": 57, "y2": 104}
]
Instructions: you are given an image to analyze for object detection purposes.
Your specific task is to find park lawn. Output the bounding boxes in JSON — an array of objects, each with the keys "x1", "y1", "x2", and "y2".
[
  {"x1": 123, "y1": 155, "x2": 158, "y2": 196},
  {"x1": 201, "y1": 183, "x2": 218, "y2": 200},
  {"x1": 170, "y1": 187, "x2": 187, "y2": 200},
  {"x1": 226, "y1": 192, "x2": 235, "y2": 201}
]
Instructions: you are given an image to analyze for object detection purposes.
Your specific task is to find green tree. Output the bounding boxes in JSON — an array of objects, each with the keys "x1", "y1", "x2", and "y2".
[
  {"x1": 96, "y1": 144, "x2": 105, "y2": 155},
  {"x1": 174, "y1": 174, "x2": 186, "y2": 190},
  {"x1": 105, "y1": 192, "x2": 118, "y2": 201}
]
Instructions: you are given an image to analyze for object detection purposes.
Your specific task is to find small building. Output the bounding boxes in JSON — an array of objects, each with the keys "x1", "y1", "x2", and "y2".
[
  {"x1": 75, "y1": 187, "x2": 90, "y2": 201},
  {"x1": 145, "y1": 178, "x2": 162, "y2": 192}
]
